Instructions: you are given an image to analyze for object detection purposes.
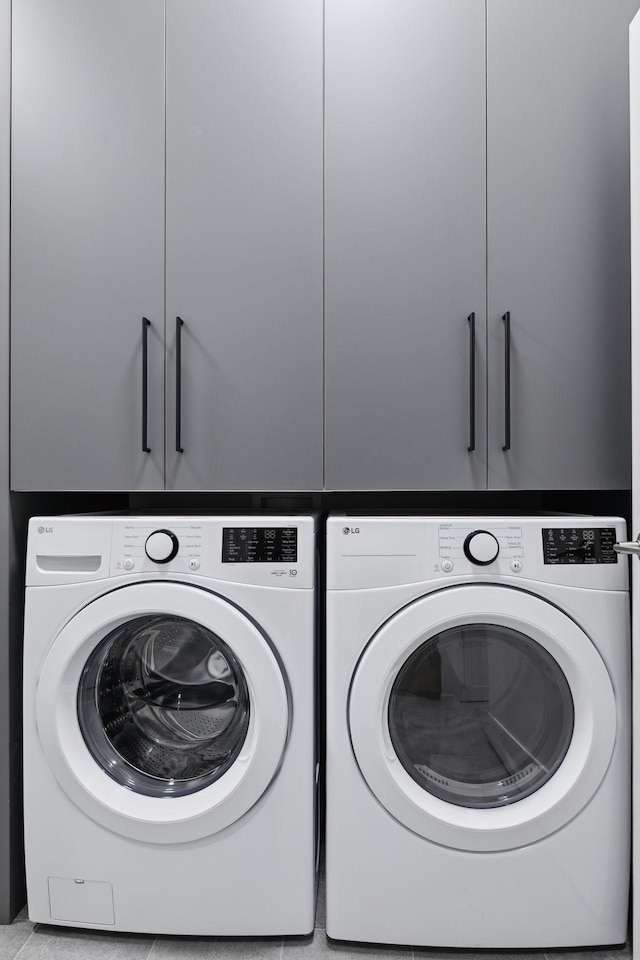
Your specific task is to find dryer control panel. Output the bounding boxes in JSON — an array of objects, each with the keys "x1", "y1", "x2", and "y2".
[
  {"x1": 542, "y1": 527, "x2": 617, "y2": 564},
  {"x1": 325, "y1": 514, "x2": 628, "y2": 591}
]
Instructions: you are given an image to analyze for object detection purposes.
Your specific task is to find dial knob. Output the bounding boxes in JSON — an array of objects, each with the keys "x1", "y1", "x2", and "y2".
[
  {"x1": 463, "y1": 530, "x2": 499, "y2": 566},
  {"x1": 145, "y1": 529, "x2": 179, "y2": 564}
]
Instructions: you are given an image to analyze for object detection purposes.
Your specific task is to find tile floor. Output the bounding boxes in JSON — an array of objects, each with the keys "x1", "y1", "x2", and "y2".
[{"x1": 0, "y1": 873, "x2": 631, "y2": 960}]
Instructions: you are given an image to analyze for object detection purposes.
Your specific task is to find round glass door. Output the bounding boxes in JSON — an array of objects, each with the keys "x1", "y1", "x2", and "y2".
[
  {"x1": 388, "y1": 623, "x2": 574, "y2": 809},
  {"x1": 37, "y1": 582, "x2": 289, "y2": 844},
  {"x1": 78, "y1": 615, "x2": 250, "y2": 797},
  {"x1": 348, "y1": 585, "x2": 617, "y2": 852}
]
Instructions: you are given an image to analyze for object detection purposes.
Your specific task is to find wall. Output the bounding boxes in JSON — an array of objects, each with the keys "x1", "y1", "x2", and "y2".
[{"x1": 0, "y1": 0, "x2": 27, "y2": 921}]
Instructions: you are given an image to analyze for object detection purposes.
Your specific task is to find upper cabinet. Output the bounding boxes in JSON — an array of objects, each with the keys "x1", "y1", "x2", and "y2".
[
  {"x1": 324, "y1": 0, "x2": 635, "y2": 491},
  {"x1": 324, "y1": 0, "x2": 487, "y2": 491},
  {"x1": 11, "y1": 0, "x2": 323, "y2": 492},
  {"x1": 486, "y1": 0, "x2": 636, "y2": 490},
  {"x1": 11, "y1": 0, "x2": 166, "y2": 491},
  {"x1": 10, "y1": 0, "x2": 635, "y2": 492},
  {"x1": 164, "y1": 0, "x2": 323, "y2": 492}
]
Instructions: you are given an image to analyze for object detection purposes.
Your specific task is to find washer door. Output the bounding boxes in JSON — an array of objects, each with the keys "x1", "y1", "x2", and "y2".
[
  {"x1": 37, "y1": 582, "x2": 289, "y2": 844},
  {"x1": 349, "y1": 585, "x2": 617, "y2": 852}
]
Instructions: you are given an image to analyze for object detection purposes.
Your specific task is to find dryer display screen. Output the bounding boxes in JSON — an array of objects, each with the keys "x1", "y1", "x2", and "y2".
[
  {"x1": 542, "y1": 527, "x2": 617, "y2": 564},
  {"x1": 222, "y1": 527, "x2": 297, "y2": 563}
]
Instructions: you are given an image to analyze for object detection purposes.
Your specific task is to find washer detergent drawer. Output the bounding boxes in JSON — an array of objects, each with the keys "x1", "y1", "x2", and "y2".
[{"x1": 48, "y1": 877, "x2": 115, "y2": 925}]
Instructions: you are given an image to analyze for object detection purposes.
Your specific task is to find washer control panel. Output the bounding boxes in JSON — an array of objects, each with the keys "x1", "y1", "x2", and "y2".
[
  {"x1": 25, "y1": 515, "x2": 317, "y2": 588},
  {"x1": 542, "y1": 527, "x2": 617, "y2": 564},
  {"x1": 105, "y1": 517, "x2": 314, "y2": 588}
]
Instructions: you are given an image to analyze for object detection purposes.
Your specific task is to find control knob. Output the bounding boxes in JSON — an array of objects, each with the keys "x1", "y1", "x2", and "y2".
[
  {"x1": 463, "y1": 530, "x2": 499, "y2": 566},
  {"x1": 145, "y1": 529, "x2": 179, "y2": 564}
]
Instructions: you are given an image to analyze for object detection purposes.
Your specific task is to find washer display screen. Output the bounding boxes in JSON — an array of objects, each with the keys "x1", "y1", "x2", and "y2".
[{"x1": 222, "y1": 527, "x2": 297, "y2": 563}]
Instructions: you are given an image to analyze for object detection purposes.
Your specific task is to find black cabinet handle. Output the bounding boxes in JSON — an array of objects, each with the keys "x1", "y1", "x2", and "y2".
[
  {"x1": 142, "y1": 317, "x2": 151, "y2": 453},
  {"x1": 467, "y1": 312, "x2": 476, "y2": 452},
  {"x1": 502, "y1": 311, "x2": 511, "y2": 451},
  {"x1": 176, "y1": 316, "x2": 184, "y2": 453}
]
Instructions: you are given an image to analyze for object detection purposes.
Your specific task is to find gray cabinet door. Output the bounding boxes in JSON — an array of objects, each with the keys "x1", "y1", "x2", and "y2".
[
  {"x1": 487, "y1": 0, "x2": 636, "y2": 490},
  {"x1": 11, "y1": 0, "x2": 165, "y2": 491},
  {"x1": 165, "y1": 0, "x2": 323, "y2": 492},
  {"x1": 324, "y1": 0, "x2": 486, "y2": 491}
]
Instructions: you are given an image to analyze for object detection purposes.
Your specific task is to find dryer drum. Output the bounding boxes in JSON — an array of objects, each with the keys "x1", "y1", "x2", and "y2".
[
  {"x1": 77, "y1": 615, "x2": 250, "y2": 798},
  {"x1": 387, "y1": 623, "x2": 574, "y2": 809}
]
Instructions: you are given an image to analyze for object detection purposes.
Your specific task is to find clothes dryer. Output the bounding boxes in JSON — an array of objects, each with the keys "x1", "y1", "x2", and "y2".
[
  {"x1": 24, "y1": 514, "x2": 317, "y2": 935},
  {"x1": 325, "y1": 514, "x2": 630, "y2": 948}
]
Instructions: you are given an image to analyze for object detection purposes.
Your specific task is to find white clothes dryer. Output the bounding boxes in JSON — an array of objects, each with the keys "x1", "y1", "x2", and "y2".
[
  {"x1": 325, "y1": 514, "x2": 630, "y2": 948},
  {"x1": 24, "y1": 514, "x2": 318, "y2": 935}
]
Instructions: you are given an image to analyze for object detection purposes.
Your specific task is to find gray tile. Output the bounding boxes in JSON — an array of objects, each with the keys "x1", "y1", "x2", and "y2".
[
  {"x1": 17, "y1": 924, "x2": 154, "y2": 960},
  {"x1": 0, "y1": 906, "x2": 35, "y2": 960},
  {"x1": 149, "y1": 936, "x2": 283, "y2": 960},
  {"x1": 281, "y1": 931, "x2": 317, "y2": 960},
  {"x1": 324, "y1": 940, "x2": 410, "y2": 959},
  {"x1": 315, "y1": 873, "x2": 326, "y2": 930},
  {"x1": 413, "y1": 953, "x2": 544, "y2": 960},
  {"x1": 543, "y1": 948, "x2": 631, "y2": 960},
  {"x1": 284, "y1": 931, "x2": 411, "y2": 960},
  {"x1": 413, "y1": 952, "x2": 544, "y2": 960}
]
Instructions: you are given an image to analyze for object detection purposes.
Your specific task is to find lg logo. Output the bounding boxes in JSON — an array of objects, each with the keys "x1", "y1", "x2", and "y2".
[
  {"x1": 342, "y1": 527, "x2": 360, "y2": 535},
  {"x1": 37, "y1": 526, "x2": 53, "y2": 534}
]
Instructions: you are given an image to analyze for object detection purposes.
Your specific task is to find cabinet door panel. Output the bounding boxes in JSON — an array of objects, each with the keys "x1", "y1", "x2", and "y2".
[
  {"x1": 325, "y1": 0, "x2": 486, "y2": 491},
  {"x1": 165, "y1": 0, "x2": 323, "y2": 492},
  {"x1": 11, "y1": 0, "x2": 165, "y2": 491},
  {"x1": 487, "y1": 0, "x2": 637, "y2": 489}
]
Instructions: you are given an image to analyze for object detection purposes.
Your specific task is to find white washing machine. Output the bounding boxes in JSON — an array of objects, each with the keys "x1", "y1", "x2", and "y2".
[
  {"x1": 325, "y1": 514, "x2": 630, "y2": 948},
  {"x1": 23, "y1": 514, "x2": 318, "y2": 935}
]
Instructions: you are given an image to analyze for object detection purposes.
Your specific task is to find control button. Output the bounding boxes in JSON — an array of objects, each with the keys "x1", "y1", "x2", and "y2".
[
  {"x1": 188, "y1": 558, "x2": 201, "y2": 571},
  {"x1": 464, "y1": 530, "x2": 500, "y2": 566},
  {"x1": 123, "y1": 558, "x2": 135, "y2": 571},
  {"x1": 441, "y1": 559, "x2": 454, "y2": 573},
  {"x1": 145, "y1": 529, "x2": 179, "y2": 564},
  {"x1": 510, "y1": 559, "x2": 522, "y2": 573}
]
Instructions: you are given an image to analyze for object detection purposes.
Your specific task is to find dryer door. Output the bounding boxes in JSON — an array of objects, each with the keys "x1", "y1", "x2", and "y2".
[
  {"x1": 36, "y1": 582, "x2": 289, "y2": 844},
  {"x1": 349, "y1": 584, "x2": 617, "y2": 852}
]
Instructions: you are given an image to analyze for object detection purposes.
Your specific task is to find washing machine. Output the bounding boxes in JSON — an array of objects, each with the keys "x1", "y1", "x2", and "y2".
[
  {"x1": 325, "y1": 514, "x2": 630, "y2": 948},
  {"x1": 23, "y1": 513, "x2": 318, "y2": 935}
]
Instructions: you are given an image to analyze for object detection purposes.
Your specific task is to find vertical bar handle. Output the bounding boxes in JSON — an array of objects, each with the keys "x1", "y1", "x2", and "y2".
[
  {"x1": 467, "y1": 312, "x2": 476, "y2": 452},
  {"x1": 502, "y1": 311, "x2": 511, "y2": 451},
  {"x1": 176, "y1": 316, "x2": 184, "y2": 453},
  {"x1": 142, "y1": 317, "x2": 151, "y2": 453}
]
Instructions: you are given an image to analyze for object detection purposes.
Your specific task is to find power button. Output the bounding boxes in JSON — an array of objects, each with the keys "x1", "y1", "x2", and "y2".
[{"x1": 441, "y1": 559, "x2": 454, "y2": 573}]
